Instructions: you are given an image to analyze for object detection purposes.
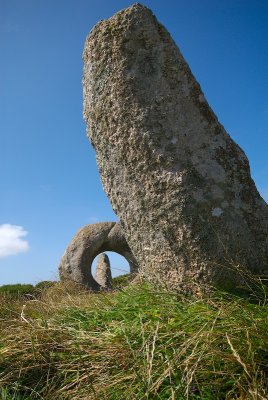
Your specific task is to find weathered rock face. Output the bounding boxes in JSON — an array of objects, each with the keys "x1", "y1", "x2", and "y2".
[
  {"x1": 83, "y1": 4, "x2": 268, "y2": 290},
  {"x1": 59, "y1": 222, "x2": 139, "y2": 289},
  {"x1": 95, "y1": 253, "x2": 112, "y2": 289}
]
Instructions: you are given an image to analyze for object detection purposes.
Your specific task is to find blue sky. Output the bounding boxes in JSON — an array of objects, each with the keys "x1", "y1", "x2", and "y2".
[{"x1": 1, "y1": 0, "x2": 267, "y2": 285}]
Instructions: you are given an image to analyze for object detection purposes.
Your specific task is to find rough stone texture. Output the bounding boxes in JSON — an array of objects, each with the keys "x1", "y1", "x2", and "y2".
[
  {"x1": 59, "y1": 222, "x2": 139, "y2": 290},
  {"x1": 83, "y1": 4, "x2": 268, "y2": 290},
  {"x1": 95, "y1": 253, "x2": 112, "y2": 289}
]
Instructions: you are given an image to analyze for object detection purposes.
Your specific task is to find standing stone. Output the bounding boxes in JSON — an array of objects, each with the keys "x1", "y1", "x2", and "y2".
[
  {"x1": 95, "y1": 253, "x2": 112, "y2": 289},
  {"x1": 83, "y1": 4, "x2": 268, "y2": 291}
]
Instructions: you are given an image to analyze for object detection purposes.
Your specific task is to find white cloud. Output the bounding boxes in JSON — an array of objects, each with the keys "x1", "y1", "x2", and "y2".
[{"x1": 0, "y1": 224, "x2": 30, "y2": 258}]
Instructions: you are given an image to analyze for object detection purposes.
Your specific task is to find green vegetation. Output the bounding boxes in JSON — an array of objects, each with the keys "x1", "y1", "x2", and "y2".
[
  {"x1": 35, "y1": 280, "x2": 57, "y2": 290},
  {"x1": 112, "y1": 273, "x2": 131, "y2": 288},
  {"x1": 0, "y1": 280, "x2": 267, "y2": 399},
  {"x1": 0, "y1": 282, "x2": 56, "y2": 299},
  {"x1": 0, "y1": 284, "x2": 35, "y2": 298}
]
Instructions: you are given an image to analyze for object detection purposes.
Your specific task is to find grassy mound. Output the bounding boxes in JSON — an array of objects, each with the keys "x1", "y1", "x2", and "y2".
[
  {"x1": 0, "y1": 282, "x2": 57, "y2": 300},
  {"x1": 112, "y1": 273, "x2": 132, "y2": 288},
  {"x1": 0, "y1": 281, "x2": 267, "y2": 399},
  {"x1": 0, "y1": 284, "x2": 36, "y2": 298}
]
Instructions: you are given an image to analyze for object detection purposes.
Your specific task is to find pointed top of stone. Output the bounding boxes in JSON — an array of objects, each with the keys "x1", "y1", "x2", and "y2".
[{"x1": 110, "y1": 3, "x2": 152, "y2": 15}]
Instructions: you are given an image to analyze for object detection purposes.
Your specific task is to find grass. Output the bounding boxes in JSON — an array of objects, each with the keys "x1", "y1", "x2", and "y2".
[
  {"x1": 0, "y1": 284, "x2": 36, "y2": 298},
  {"x1": 111, "y1": 273, "x2": 132, "y2": 288},
  {"x1": 0, "y1": 282, "x2": 57, "y2": 299},
  {"x1": 0, "y1": 280, "x2": 267, "y2": 399}
]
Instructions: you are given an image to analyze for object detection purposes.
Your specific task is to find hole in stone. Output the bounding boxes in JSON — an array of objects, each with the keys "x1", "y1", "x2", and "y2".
[{"x1": 92, "y1": 251, "x2": 130, "y2": 279}]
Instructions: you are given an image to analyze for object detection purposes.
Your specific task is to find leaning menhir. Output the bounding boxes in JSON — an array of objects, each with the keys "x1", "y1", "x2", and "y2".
[{"x1": 83, "y1": 4, "x2": 268, "y2": 291}]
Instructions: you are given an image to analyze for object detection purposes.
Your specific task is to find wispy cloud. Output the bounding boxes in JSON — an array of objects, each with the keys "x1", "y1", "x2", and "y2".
[
  {"x1": 88, "y1": 216, "x2": 99, "y2": 224},
  {"x1": 0, "y1": 224, "x2": 30, "y2": 258}
]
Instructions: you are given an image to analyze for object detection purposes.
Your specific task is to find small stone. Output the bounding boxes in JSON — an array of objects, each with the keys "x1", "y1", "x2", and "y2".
[{"x1": 95, "y1": 253, "x2": 112, "y2": 289}]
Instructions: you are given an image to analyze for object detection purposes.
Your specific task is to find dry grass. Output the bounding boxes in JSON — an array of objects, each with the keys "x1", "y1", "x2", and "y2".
[{"x1": 0, "y1": 280, "x2": 267, "y2": 399}]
